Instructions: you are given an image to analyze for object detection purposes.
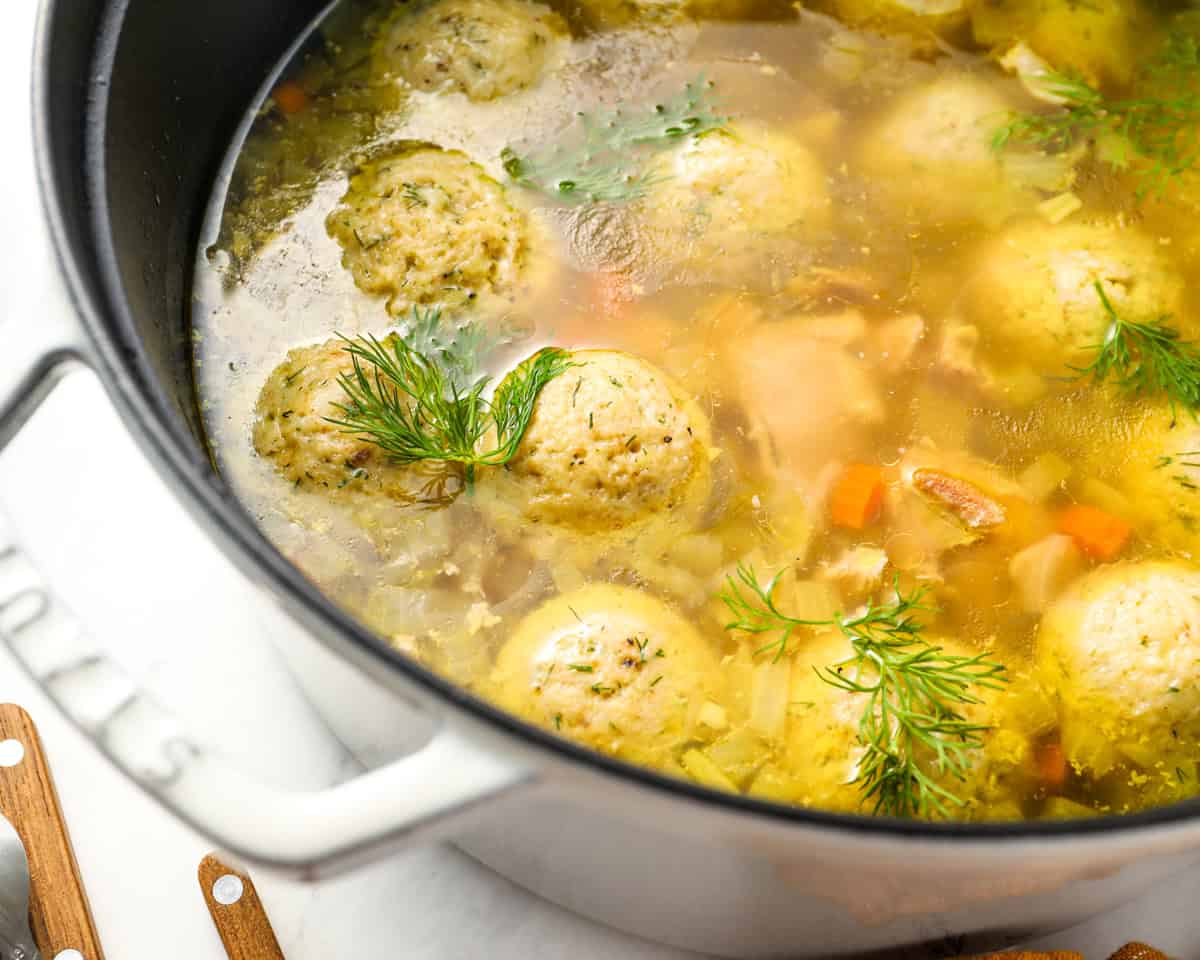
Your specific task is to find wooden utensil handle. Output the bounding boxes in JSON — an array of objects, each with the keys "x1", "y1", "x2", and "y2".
[
  {"x1": 0, "y1": 703, "x2": 104, "y2": 959},
  {"x1": 199, "y1": 854, "x2": 286, "y2": 959}
]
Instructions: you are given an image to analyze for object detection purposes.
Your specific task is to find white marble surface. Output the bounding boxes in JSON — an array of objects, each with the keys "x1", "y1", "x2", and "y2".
[{"x1": 3, "y1": 1, "x2": 1200, "y2": 957}]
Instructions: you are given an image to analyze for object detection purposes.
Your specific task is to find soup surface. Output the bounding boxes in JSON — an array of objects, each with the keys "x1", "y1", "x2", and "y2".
[{"x1": 193, "y1": 0, "x2": 1200, "y2": 820}]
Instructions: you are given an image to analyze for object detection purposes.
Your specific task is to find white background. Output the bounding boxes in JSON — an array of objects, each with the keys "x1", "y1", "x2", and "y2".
[{"x1": 4, "y1": 0, "x2": 1200, "y2": 956}]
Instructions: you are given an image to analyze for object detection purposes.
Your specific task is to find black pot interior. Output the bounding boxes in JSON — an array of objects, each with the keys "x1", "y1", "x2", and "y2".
[{"x1": 45, "y1": 0, "x2": 328, "y2": 452}]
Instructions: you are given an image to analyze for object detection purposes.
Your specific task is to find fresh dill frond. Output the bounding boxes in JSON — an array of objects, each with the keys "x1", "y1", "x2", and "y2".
[
  {"x1": 718, "y1": 562, "x2": 833, "y2": 661},
  {"x1": 992, "y1": 30, "x2": 1200, "y2": 198},
  {"x1": 718, "y1": 564, "x2": 1008, "y2": 819},
  {"x1": 1068, "y1": 282, "x2": 1200, "y2": 421},
  {"x1": 400, "y1": 305, "x2": 498, "y2": 392},
  {"x1": 327, "y1": 312, "x2": 572, "y2": 487},
  {"x1": 818, "y1": 601, "x2": 1008, "y2": 820},
  {"x1": 501, "y1": 76, "x2": 728, "y2": 205}
]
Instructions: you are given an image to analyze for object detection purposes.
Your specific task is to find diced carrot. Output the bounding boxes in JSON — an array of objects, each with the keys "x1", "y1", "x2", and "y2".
[
  {"x1": 1057, "y1": 504, "x2": 1132, "y2": 561},
  {"x1": 272, "y1": 81, "x2": 309, "y2": 116},
  {"x1": 1035, "y1": 740, "x2": 1068, "y2": 793},
  {"x1": 830, "y1": 463, "x2": 885, "y2": 530}
]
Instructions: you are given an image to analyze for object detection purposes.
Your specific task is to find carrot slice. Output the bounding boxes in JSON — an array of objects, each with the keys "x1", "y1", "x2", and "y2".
[
  {"x1": 830, "y1": 463, "x2": 885, "y2": 530},
  {"x1": 1057, "y1": 504, "x2": 1132, "y2": 561},
  {"x1": 1035, "y1": 740, "x2": 1068, "y2": 793},
  {"x1": 272, "y1": 81, "x2": 309, "y2": 116}
]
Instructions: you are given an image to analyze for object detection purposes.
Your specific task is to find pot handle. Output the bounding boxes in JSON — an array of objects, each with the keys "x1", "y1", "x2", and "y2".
[
  {"x1": 0, "y1": 266, "x2": 535, "y2": 877},
  {"x1": 6, "y1": 0, "x2": 536, "y2": 874},
  {"x1": 0, "y1": 468, "x2": 535, "y2": 874}
]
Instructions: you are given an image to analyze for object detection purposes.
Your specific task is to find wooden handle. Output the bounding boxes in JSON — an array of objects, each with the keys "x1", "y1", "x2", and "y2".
[
  {"x1": 0, "y1": 703, "x2": 104, "y2": 959},
  {"x1": 199, "y1": 854, "x2": 286, "y2": 959}
]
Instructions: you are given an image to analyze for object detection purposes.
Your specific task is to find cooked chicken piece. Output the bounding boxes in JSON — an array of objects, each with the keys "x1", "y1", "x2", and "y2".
[
  {"x1": 732, "y1": 320, "x2": 884, "y2": 491},
  {"x1": 820, "y1": 545, "x2": 890, "y2": 597},
  {"x1": 935, "y1": 322, "x2": 988, "y2": 388},
  {"x1": 874, "y1": 313, "x2": 925, "y2": 373}
]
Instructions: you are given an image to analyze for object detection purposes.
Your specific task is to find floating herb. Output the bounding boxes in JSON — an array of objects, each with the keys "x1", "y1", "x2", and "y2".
[
  {"x1": 501, "y1": 77, "x2": 728, "y2": 205},
  {"x1": 719, "y1": 564, "x2": 1008, "y2": 818},
  {"x1": 993, "y1": 31, "x2": 1200, "y2": 198},
  {"x1": 327, "y1": 307, "x2": 572, "y2": 486},
  {"x1": 1068, "y1": 282, "x2": 1200, "y2": 421}
]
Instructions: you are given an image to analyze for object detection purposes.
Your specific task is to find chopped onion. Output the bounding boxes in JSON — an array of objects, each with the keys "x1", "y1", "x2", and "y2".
[
  {"x1": 680, "y1": 748, "x2": 740, "y2": 792},
  {"x1": 998, "y1": 43, "x2": 1068, "y2": 105},
  {"x1": 1001, "y1": 148, "x2": 1079, "y2": 193},
  {"x1": 697, "y1": 700, "x2": 729, "y2": 732},
  {"x1": 706, "y1": 725, "x2": 768, "y2": 787},
  {"x1": 749, "y1": 657, "x2": 791, "y2": 740},
  {"x1": 779, "y1": 578, "x2": 840, "y2": 622},
  {"x1": 1037, "y1": 192, "x2": 1083, "y2": 224},
  {"x1": 1009, "y1": 533, "x2": 1083, "y2": 613},
  {"x1": 1077, "y1": 477, "x2": 1135, "y2": 518},
  {"x1": 1019, "y1": 452, "x2": 1072, "y2": 501},
  {"x1": 1041, "y1": 797, "x2": 1099, "y2": 819},
  {"x1": 893, "y1": 0, "x2": 963, "y2": 12},
  {"x1": 821, "y1": 31, "x2": 869, "y2": 84}
]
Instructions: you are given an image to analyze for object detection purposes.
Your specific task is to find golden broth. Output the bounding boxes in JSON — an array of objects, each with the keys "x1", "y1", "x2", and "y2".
[{"x1": 193, "y1": 0, "x2": 1200, "y2": 820}]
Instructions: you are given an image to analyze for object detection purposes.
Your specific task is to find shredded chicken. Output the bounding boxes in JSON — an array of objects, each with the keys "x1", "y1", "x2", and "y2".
[
  {"x1": 874, "y1": 313, "x2": 925, "y2": 373},
  {"x1": 936, "y1": 321, "x2": 993, "y2": 391},
  {"x1": 821, "y1": 545, "x2": 890, "y2": 596}
]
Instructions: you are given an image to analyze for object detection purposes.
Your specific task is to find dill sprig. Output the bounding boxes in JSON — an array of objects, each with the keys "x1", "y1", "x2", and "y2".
[
  {"x1": 993, "y1": 31, "x2": 1200, "y2": 198},
  {"x1": 719, "y1": 563, "x2": 834, "y2": 661},
  {"x1": 401, "y1": 305, "x2": 503, "y2": 391},
  {"x1": 501, "y1": 77, "x2": 728, "y2": 205},
  {"x1": 1068, "y1": 282, "x2": 1200, "y2": 421},
  {"x1": 327, "y1": 310, "x2": 572, "y2": 486},
  {"x1": 818, "y1": 609, "x2": 1009, "y2": 820},
  {"x1": 718, "y1": 564, "x2": 1008, "y2": 818}
]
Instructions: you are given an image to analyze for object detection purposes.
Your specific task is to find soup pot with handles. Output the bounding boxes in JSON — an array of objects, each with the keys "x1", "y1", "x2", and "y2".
[{"x1": 10, "y1": 0, "x2": 1200, "y2": 955}]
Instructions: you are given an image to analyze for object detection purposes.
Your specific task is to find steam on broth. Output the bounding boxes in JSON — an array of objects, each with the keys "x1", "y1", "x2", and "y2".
[{"x1": 192, "y1": 0, "x2": 1200, "y2": 820}]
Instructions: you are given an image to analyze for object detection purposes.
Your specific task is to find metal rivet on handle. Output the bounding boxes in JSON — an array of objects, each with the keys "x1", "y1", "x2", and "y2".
[
  {"x1": 54, "y1": 951, "x2": 84, "y2": 960},
  {"x1": 0, "y1": 740, "x2": 24, "y2": 767},
  {"x1": 212, "y1": 874, "x2": 244, "y2": 906}
]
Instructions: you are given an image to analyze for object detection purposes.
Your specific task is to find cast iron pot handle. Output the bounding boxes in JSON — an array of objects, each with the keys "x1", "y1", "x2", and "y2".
[{"x1": 0, "y1": 2, "x2": 536, "y2": 875}]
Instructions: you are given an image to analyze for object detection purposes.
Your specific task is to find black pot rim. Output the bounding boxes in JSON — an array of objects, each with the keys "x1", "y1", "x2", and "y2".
[{"x1": 32, "y1": 0, "x2": 1200, "y2": 847}]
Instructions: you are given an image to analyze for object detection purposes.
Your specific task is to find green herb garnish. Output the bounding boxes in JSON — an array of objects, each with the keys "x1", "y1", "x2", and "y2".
[
  {"x1": 1068, "y1": 282, "x2": 1200, "y2": 421},
  {"x1": 993, "y1": 31, "x2": 1200, "y2": 198},
  {"x1": 501, "y1": 77, "x2": 727, "y2": 205},
  {"x1": 719, "y1": 564, "x2": 1008, "y2": 819},
  {"x1": 328, "y1": 308, "x2": 572, "y2": 486}
]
